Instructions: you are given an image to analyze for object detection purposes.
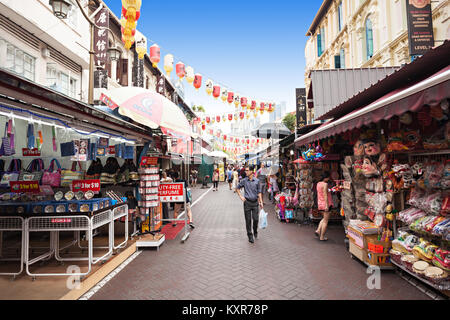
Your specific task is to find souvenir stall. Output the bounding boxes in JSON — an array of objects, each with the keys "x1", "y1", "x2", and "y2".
[{"x1": 0, "y1": 105, "x2": 145, "y2": 279}]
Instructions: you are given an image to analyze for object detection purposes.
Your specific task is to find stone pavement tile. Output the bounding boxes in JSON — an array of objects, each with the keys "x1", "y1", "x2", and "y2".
[{"x1": 91, "y1": 183, "x2": 431, "y2": 301}]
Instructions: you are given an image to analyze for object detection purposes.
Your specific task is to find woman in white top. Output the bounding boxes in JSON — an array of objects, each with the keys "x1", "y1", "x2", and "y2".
[{"x1": 160, "y1": 171, "x2": 173, "y2": 225}]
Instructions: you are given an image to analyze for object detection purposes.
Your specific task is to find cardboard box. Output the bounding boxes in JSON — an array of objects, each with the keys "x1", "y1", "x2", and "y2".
[
  {"x1": 365, "y1": 252, "x2": 393, "y2": 267},
  {"x1": 364, "y1": 234, "x2": 391, "y2": 254}
]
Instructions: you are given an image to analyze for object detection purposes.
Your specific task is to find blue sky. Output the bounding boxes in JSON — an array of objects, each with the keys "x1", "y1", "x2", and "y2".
[{"x1": 104, "y1": 0, "x2": 322, "y2": 123}]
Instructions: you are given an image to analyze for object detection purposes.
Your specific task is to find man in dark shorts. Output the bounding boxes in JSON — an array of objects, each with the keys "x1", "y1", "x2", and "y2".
[{"x1": 235, "y1": 165, "x2": 264, "y2": 243}]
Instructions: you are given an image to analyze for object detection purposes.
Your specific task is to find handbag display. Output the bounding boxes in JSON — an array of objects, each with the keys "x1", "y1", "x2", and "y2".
[
  {"x1": 19, "y1": 159, "x2": 44, "y2": 183},
  {"x1": 0, "y1": 120, "x2": 14, "y2": 156},
  {"x1": 100, "y1": 157, "x2": 120, "y2": 185},
  {"x1": 0, "y1": 159, "x2": 21, "y2": 188},
  {"x1": 42, "y1": 158, "x2": 62, "y2": 187},
  {"x1": 61, "y1": 162, "x2": 85, "y2": 187},
  {"x1": 86, "y1": 158, "x2": 103, "y2": 180}
]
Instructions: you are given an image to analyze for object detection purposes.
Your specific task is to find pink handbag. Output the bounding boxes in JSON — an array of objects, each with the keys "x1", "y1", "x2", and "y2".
[{"x1": 42, "y1": 158, "x2": 61, "y2": 187}]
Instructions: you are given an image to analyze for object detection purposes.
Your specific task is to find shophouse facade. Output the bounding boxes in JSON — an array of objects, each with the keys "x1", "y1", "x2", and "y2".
[{"x1": 304, "y1": 0, "x2": 450, "y2": 123}]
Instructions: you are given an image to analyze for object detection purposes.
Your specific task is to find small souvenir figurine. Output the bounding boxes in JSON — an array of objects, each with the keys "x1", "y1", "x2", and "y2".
[{"x1": 353, "y1": 140, "x2": 365, "y2": 157}]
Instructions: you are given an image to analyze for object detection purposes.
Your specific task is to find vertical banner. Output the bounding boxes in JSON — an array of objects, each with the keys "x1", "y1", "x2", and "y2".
[
  {"x1": 296, "y1": 88, "x2": 307, "y2": 128},
  {"x1": 156, "y1": 75, "x2": 166, "y2": 96},
  {"x1": 94, "y1": 8, "x2": 109, "y2": 68},
  {"x1": 406, "y1": 0, "x2": 434, "y2": 56},
  {"x1": 133, "y1": 50, "x2": 145, "y2": 88}
]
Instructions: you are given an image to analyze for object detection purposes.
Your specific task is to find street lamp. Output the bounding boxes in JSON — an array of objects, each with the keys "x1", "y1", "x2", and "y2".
[
  {"x1": 49, "y1": 0, "x2": 72, "y2": 19},
  {"x1": 49, "y1": 0, "x2": 121, "y2": 105}
]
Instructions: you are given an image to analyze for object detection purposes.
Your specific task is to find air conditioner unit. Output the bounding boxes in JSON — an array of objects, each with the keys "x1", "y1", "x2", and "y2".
[{"x1": 41, "y1": 47, "x2": 51, "y2": 58}]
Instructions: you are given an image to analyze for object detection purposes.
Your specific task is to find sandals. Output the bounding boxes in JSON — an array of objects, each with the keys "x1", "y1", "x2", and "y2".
[
  {"x1": 314, "y1": 231, "x2": 320, "y2": 238},
  {"x1": 319, "y1": 238, "x2": 328, "y2": 241}
]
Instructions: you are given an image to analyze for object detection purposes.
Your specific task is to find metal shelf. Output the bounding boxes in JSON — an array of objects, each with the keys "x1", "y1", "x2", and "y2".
[{"x1": 391, "y1": 259, "x2": 450, "y2": 291}]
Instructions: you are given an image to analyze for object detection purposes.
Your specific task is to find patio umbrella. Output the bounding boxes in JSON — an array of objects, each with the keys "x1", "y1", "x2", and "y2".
[
  {"x1": 100, "y1": 87, "x2": 192, "y2": 136},
  {"x1": 251, "y1": 122, "x2": 291, "y2": 139}
]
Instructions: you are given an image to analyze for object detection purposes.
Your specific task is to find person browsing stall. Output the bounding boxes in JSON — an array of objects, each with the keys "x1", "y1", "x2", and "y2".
[{"x1": 235, "y1": 165, "x2": 264, "y2": 244}]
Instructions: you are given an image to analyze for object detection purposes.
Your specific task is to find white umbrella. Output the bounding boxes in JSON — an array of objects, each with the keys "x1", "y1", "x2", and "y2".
[
  {"x1": 207, "y1": 150, "x2": 229, "y2": 159},
  {"x1": 100, "y1": 87, "x2": 192, "y2": 136}
]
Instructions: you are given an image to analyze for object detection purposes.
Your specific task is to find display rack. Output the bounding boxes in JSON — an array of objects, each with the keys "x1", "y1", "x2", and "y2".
[
  {"x1": 0, "y1": 216, "x2": 24, "y2": 278},
  {"x1": 138, "y1": 165, "x2": 161, "y2": 233}
]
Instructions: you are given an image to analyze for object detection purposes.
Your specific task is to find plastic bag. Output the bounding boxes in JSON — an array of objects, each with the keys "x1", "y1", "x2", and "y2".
[{"x1": 258, "y1": 208, "x2": 268, "y2": 229}]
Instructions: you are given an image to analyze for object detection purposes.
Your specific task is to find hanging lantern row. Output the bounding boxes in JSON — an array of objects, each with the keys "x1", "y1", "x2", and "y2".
[
  {"x1": 144, "y1": 46, "x2": 278, "y2": 112},
  {"x1": 121, "y1": 0, "x2": 142, "y2": 50}
]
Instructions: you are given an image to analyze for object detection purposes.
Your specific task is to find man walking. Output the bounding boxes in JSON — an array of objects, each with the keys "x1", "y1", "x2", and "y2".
[
  {"x1": 236, "y1": 165, "x2": 264, "y2": 243},
  {"x1": 256, "y1": 163, "x2": 268, "y2": 204},
  {"x1": 226, "y1": 166, "x2": 234, "y2": 190}
]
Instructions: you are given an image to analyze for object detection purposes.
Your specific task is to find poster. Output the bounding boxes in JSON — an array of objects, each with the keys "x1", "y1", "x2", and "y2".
[
  {"x1": 406, "y1": 0, "x2": 434, "y2": 56},
  {"x1": 71, "y1": 139, "x2": 89, "y2": 161}
]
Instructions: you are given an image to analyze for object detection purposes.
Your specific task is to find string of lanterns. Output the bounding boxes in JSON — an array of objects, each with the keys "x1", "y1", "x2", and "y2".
[
  {"x1": 121, "y1": 0, "x2": 142, "y2": 50},
  {"x1": 128, "y1": 36, "x2": 277, "y2": 115}
]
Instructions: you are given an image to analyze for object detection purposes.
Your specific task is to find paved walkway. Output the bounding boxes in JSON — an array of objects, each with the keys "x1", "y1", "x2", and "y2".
[{"x1": 91, "y1": 183, "x2": 430, "y2": 300}]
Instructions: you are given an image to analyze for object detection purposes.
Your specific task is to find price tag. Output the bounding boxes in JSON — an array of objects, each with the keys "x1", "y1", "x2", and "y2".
[
  {"x1": 72, "y1": 179, "x2": 101, "y2": 193},
  {"x1": 22, "y1": 148, "x2": 41, "y2": 157},
  {"x1": 10, "y1": 181, "x2": 40, "y2": 194},
  {"x1": 140, "y1": 157, "x2": 159, "y2": 166}
]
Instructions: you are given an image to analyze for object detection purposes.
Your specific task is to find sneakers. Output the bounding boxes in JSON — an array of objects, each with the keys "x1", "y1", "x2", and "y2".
[
  {"x1": 189, "y1": 222, "x2": 195, "y2": 229},
  {"x1": 248, "y1": 236, "x2": 254, "y2": 243}
]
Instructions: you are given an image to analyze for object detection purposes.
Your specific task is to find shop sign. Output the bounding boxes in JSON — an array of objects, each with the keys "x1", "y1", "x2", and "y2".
[
  {"x1": 156, "y1": 75, "x2": 165, "y2": 96},
  {"x1": 296, "y1": 88, "x2": 307, "y2": 128},
  {"x1": 140, "y1": 156, "x2": 158, "y2": 166},
  {"x1": 100, "y1": 93, "x2": 119, "y2": 110},
  {"x1": 10, "y1": 181, "x2": 40, "y2": 194},
  {"x1": 159, "y1": 183, "x2": 185, "y2": 202},
  {"x1": 72, "y1": 179, "x2": 101, "y2": 193},
  {"x1": 406, "y1": 0, "x2": 434, "y2": 56},
  {"x1": 133, "y1": 50, "x2": 145, "y2": 88},
  {"x1": 94, "y1": 8, "x2": 109, "y2": 68},
  {"x1": 22, "y1": 148, "x2": 41, "y2": 157}
]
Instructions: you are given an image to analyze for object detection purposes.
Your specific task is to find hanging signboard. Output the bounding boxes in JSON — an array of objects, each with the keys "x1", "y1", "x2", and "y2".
[
  {"x1": 72, "y1": 179, "x2": 101, "y2": 193},
  {"x1": 10, "y1": 181, "x2": 40, "y2": 194},
  {"x1": 159, "y1": 183, "x2": 185, "y2": 202},
  {"x1": 156, "y1": 75, "x2": 165, "y2": 96},
  {"x1": 94, "y1": 8, "x2": 109, "y2": 68},
  {"x1": 406, "y1": 0, "x2": 434, "y2": 56},
  {"x1": 140, "y1": 156, "x2": 159, "y2": 166},
  {"x1": 22, "y1": 148, "x2": 41, "y2": 157},
  {"x1": 133, "y1": 50, "x2": 145, "y2": 88},
  {"x1": 296, "y1": 88, "x2": 307, "y2": 128}
]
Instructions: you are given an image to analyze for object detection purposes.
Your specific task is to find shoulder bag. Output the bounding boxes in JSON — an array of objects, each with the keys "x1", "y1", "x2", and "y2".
[
  {"x1": 42, "y1": 158, "x2": 62, "y2": 187},
  {"x1": 61, "y1": 161, "x2": 85, "y2": 187},
  {"x1": 0, "y1": 159, "x2": 21, "y2": 188},
  {"x1": 19, "y1": 159, "x2": 44, "y2": 183}
]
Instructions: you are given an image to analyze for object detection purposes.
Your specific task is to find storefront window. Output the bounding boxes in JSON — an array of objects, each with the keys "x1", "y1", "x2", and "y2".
[
  {"x1": 5, "y1": 43, "x2": 35, "y2": 81},
  {"x1": 60, "y1": 72, "x2": 69, "y2": 96},
  {"x1": 46, "y1": 64, "x2": 57, "y2": 88},
  {"x1": 70, "y1": 77, "x2": 77, "y2": 98},
  {"x1": 338, "y1": 1, "x2": 343, "y2": 32}
]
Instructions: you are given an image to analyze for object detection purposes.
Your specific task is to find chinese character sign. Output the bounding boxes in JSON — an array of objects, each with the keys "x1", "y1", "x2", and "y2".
[
  {"x1": 94, "y1": 8, "x2": 109, "y2": 68},
  {"x1": 296, "y1": 88, "x2": 307, "y2": 127},
  {"x1": 156, "y1": 75, "x2": 165, "y2": 95}
]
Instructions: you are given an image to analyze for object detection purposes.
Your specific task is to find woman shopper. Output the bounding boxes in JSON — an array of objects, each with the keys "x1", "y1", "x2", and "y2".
[
  {"x1": 212, "y1": 169, "x2": 220, "y2": 191},
  {"x1": 173, "y1": 171, "x2": 195, "y2": 228},
  {"x1": 268, "y1": 174, "x2": 279, "y2": 203},
  {"x1": 315, "y1": 171, "x2": 333, "y2": 241}
]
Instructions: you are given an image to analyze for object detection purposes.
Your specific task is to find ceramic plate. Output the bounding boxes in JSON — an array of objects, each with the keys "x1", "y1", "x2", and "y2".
[
  {"x1": 65, "y1": 191, "x2": 74, "y2": 201},
  {"x1": 55, "y1": 191, "x2": 64, "y2": 201},
  {"x1": 76, "y1": 191, "x2": 84, "y2": 200},
  {"x1": 85, "y1": 190, "x2": 94, "y2": 200}
]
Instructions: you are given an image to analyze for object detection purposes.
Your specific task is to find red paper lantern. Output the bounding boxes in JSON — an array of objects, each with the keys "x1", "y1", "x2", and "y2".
[
  {"x1": 239, "y1": 112, "x2": 245, "y2": 120},
  {"x1": 216, "y1": 116, "x2": 221, "y2": 123},
  {"x1": 202, "y1": 124, "x2": 206, "y2": 131},
  {"x1": 213, "y1": 86, "x2": 221, "y2": 99},
  {"x1": 149, "y1": 44, "x2": 160, "y2": 68},
  {"x1": 250, "y1": 100, "x2": 256, "y2": 110},
  {"x1": 241, "y1": 97, "x2": 248, "y2": 108},
  {"x1": 227, "y1": 92, "x2": 234, "y2": 104},
  {"x1": 176, "y1": 62, "x2": 186, "y2": 80},
  {"x1": 223, "y1": 135, "x2": 227, "y2": 141},
  {"x1": 206, "y1": 117, "x2": 211, "y2": 124},
  {"x1": 228, "y1": 114, "x2": 233, "y2": 121},
  {"x1": 193, "y1": 74, "x2": 202, "y2": 91}
]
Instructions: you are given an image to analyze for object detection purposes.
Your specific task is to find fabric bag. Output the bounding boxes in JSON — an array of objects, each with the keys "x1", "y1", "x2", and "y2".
[
  {"x1": 61, "y1": 162, "x2": 84, "y2": 187},
  {"x1": 124, "y1": 145, "x2": 134, "y2": 159},
  {"x1": 0, "y1": 159, "x2": 21, "y2": 188},
  {"x1": 42, "y1": 158, "x2": 62, "y2": 187},
  {"x1": 60, "y1": 141, "x2": 76, "y2": 157},
  {"x1": 86, "y1": 158, "x2": 103, "y2": 180},
  {"x1": 0, "y1": 121, "x2": 12, "y2": 156},
  {"x1": 19, "y1": 159, "x2": 44, "y2": 183},
  {"x1": 258, "y1": 208, "x2": 268, "y2": 229}
]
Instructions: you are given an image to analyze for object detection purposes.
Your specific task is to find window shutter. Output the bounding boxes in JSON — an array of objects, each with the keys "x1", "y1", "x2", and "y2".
[
  {"x1": 121, "y1": 59, "x2": 128, "y2": 86},
  {"x1": 106, "y1": 60, "x2": 112, "y2": 78},
  {"x1": 317, "y1": 34, "x2": 322, "y2": 57},
  {"x1": 116, "y1": 59, "x2": 122, "y2": 83},
  {"x1": 334, "y1": 55, "x2": 341, "y2": 69}
]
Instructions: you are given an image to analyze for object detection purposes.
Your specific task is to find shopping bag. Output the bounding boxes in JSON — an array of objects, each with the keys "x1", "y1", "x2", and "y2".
[
  {"x1": 0, "y1": 159, "x2": 21, "y2": 188},
  {"x1": 258, "y1": 208, "x2": 268, "y2": 229},
  {"x1": 61, "y1": 162, "x2": 84, "y2": 187},
  {"x1": 19, "y1": 159, "x2": 44, "y2": 183},
  {"x1": 42, "y1": 158, "x2": 62, "y2": 187}
]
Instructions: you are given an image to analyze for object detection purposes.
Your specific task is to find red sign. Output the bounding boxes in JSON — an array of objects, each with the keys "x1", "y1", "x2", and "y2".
[
  {"x1": 140, "y1": 157, "x2": 159, "y2": 166},
  {"x1": 22, "y1": 148, "x2": 41, "y2": 157},
  {"x1": 10, "y1": 181, "x2": 40, "y2": 193},
  {"x1": 158, "y1": 183, "x2": 185, "y2": 202},
  {"x1": 107, "y1": 146, "x2": 116, "y2": 155},
  {"x1": 72, "y1": 179, "x2": 101, "y2": 193}
]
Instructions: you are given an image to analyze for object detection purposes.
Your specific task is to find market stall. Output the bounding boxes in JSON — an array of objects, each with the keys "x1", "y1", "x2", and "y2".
[{"x1": 0, "y1": 103, "x2": 148, "y2": 279}]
